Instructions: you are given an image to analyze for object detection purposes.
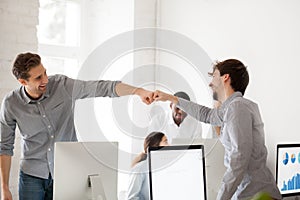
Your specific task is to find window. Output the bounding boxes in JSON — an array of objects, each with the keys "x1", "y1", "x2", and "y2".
[
  {"x1": 38, "y1": 0, "x2": 134, "y2": 195},
  {"x1": 38, "y1": 0, "x2": 81, "y2": 77}
]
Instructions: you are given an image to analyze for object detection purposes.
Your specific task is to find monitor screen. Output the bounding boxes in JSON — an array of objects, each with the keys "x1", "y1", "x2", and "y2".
[
  {"x1": 54, "y1": 142, "x2": 118, "y2": 200},
  {"x1": 172, "y1": 138, "x2": 225, "y2": 199},
  {"x1": 148, "y1": 145, "x2": 207, "y2": 200},
  {"x1": 276, "y1": 144, "x2": 300, "y2": 197}
]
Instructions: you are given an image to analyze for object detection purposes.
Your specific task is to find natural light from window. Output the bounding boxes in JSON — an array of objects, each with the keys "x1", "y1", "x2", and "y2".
[{"x1": 38, "y1": 0, "x2": 135, "y2": 196}]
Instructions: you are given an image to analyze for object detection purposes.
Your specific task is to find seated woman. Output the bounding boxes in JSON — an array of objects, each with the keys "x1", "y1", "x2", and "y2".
[{"x1": 126, "y1": 131, "x2": 169, "y2": 200}]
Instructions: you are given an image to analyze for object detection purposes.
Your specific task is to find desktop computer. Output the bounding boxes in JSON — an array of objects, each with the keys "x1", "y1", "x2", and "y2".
[
  {"x1": 148, "y1": 145, "x2": 207, "y2": 200},
  {"x1": 54, "y1": 142, "x2": 118, "y2": 200},
  {"x1": 172, "y1": 138, "x2": 226, "y2": 199},
  {"x1": 276, "y1": 143, "x2": 300, "y2": 200}
]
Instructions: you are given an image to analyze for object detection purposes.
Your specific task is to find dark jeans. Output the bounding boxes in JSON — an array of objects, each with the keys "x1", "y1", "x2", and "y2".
[{"x1": 19, "y1": 171, "x2": 53, "y2": 200}]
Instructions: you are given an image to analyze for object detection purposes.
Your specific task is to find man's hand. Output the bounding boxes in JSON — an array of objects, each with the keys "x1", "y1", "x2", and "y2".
[
  {"x1": 153, "y1": 90, "x2": 179, "y2": 104},
  {"x1": 1, "y1": 187, "x2": 12, "y2": 200},
  {"x1": 0, "y1": 155, "x2": 12, "y2": 200},
  {"x1": 134, "y1": 88, "x2": 154, "y2": 105},
  {"x1": 115, "y1": 83, "x2": 154, "y2": 104}
]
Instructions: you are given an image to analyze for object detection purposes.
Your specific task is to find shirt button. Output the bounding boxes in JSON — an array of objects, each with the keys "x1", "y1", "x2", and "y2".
[
  {"x1": 38, "y1": 102, "x2": 40, "y2": 105},
  {"x1": 48, "y1": 148, "x2": 51, "y2": 151},
  {"x1": 43, "y1": 115, "x2": 46, "y2": 118},
  {"x1": 51, "y1": 135, "x2": 54, "y2": 139},
  {"x1": 48, "y1": 125, "x2": 51, "y2": 129}
]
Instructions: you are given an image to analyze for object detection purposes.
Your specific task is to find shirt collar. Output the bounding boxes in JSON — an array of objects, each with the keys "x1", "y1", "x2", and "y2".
[
  {"x1": 221, "y1": 91, "x2": 243, "y2": 109},
  {"x1": 20, "y1": 86, "x2": 50, "y2": 104}
]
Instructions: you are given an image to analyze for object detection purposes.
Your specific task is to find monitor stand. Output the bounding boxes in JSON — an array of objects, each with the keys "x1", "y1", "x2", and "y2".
[{"x1": 88, "y1": 174, "x2": 106, "y2": 200}]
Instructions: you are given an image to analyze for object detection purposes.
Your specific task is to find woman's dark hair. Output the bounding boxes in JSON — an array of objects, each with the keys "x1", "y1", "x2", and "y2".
[
  {"x1": 212, "y1": 59, "x2": 249, "y2": 95},
  {"x1": 12, "y1": 52, "x2": 41, "y2": 80},
  {"x1": 131, "y1": 132, "x2": 165, "y2": 167},
  {"x1": 143, "y1": 131, "x2": 165, "y2": 153}
]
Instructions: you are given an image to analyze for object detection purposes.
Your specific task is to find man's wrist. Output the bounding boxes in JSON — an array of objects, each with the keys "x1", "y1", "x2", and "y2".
[
  {"x1": 133, "y1": 87, "x2": 143, "y2": 95},
  {"x1": 1, "y1": 184, "x2": 9, "y2": 191},
  {"x1": 171, "y1": 95, "x2": 179, "y2": 104}
]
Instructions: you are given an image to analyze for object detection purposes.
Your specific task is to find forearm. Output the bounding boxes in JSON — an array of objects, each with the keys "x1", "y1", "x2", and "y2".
[
  {"x1": 115, "y1": 83, "x2": 154, "y2": 105},
  {"x1": 177, "y1": 98, "x2": 222, "y2": 125},
  {"x1": 166, "y1": 94, "x2": 178, "y2": 104},
  {"x1": 153, "y1": 90, "x2": 179, "y2": 104},
  {"x1": 0, "y1": 155, "x2": 12, "y2": 190},
  {"x1": 115, "y1": 83, "x2": 140, "y2": 96}
]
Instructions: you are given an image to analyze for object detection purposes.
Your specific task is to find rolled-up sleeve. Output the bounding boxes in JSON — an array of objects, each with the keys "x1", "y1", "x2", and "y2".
[{"x1": 0, "y1": 99, "x2": 16, "y2": 156}]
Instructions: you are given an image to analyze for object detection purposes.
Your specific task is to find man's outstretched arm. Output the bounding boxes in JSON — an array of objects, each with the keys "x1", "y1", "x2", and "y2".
[
  {"x1": 115, "y1": 83, "x2": 154, "y2": 105},
  {"x1": 153, "y1": 90, "x2": 178, "y2": 104}
]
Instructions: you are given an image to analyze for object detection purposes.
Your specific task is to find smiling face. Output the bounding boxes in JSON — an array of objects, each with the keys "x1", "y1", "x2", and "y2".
[
  {"x1": 208, "y1": 69, "x2": 225, "y2": 102},
  {"x1": 171, "y1": 103, "x2": 187, "y2": 126},
  {"x1": 18, "y1": 64, "x2": 49, "y2": 99}
]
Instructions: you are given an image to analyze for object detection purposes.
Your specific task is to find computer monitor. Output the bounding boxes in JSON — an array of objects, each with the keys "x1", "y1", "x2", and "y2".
[
  {"x1": 276, "y1": 143, "x2": 300, "y2": 198},
  {"x1": 172, "y1": 138, "x2": 225, "y2": 199},
  {"x1": 54, "y1": 142, "x2": 118, "y2": 200},
  {"x1": 148, "y1": 145, "x2": 207, "y2": 200}
]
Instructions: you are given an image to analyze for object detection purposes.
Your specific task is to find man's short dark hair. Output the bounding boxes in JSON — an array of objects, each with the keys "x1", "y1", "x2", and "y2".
[
  {"x1": 12, "y1": 52, "x2": 41, "y2": 80},
  {"x1": 211, "y1": 59, "x2": 249, "y2": 95},
  {"x1": 174, "y1": 91, "x2": 190, "y2": 101}
]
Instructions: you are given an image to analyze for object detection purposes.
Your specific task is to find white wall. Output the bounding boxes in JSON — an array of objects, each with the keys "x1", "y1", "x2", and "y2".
[
  {"x1": 0, "y1": 0, "x2": 39, "y2": 198},
  {"x1": 1, "y1": 0, "x2": 300, "y2": 198},
  {"x1": 157, "y1": 0, "x2": 300, "y2": 175},
  {"x1": 75, "y1": 0, "x2": 135, "y2": 194}
]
